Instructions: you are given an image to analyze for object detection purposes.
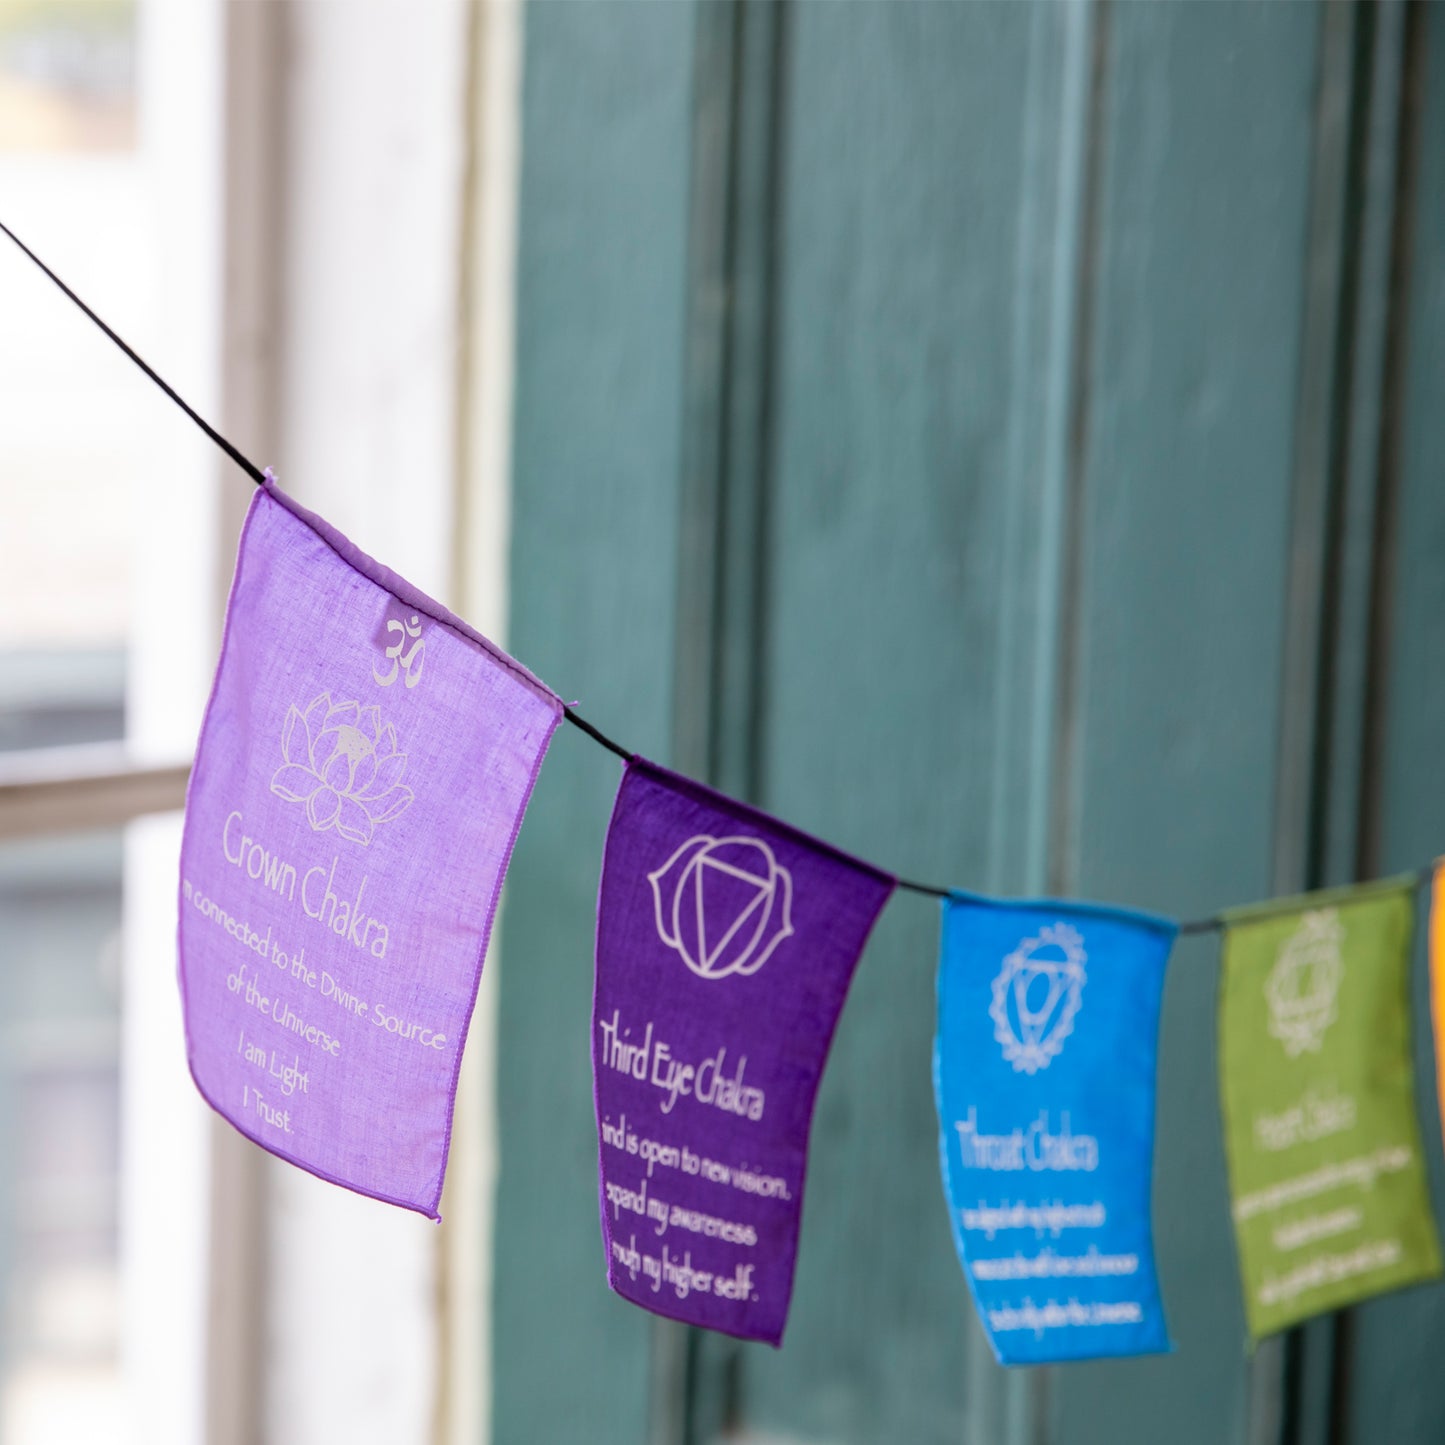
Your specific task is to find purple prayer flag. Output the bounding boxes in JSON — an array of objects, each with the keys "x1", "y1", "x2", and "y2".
[
  {"x1": 592, "y1": 759, "x2": 895, "y2": 1343},
  {"x1": 179, "y1": 480, "x2": 561, "y2": 1218}
]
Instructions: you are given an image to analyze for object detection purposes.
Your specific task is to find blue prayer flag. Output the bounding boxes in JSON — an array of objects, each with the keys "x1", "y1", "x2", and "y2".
[{"x1": 934, "y1": 892, "x2": 1176, "y2": 1364}]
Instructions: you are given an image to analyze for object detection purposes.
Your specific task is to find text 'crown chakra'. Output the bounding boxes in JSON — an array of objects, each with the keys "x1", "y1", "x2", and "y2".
[
  {"x1": 1265, "y1": 908, "x2": 1346, "y2": 1058},
  {"x1": 648, "y1": 835, "x2": 794, "y2": 981},
  {"x1": 990, "y1": 923, "x2": 1088, "y2": 1074}
]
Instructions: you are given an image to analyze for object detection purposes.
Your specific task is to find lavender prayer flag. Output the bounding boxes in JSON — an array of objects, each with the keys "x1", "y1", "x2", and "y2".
[
  {"x1": 179, "y1": 479, "x2": 561, "y2": 1217},
  {"x1": 592, "y1": 760, "x2": 895, "y2": 1343}
]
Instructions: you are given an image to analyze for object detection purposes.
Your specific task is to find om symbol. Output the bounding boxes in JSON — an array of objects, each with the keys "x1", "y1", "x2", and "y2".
[{"x1": 374, "y1": 613, "x2": 425, "y2": 689}]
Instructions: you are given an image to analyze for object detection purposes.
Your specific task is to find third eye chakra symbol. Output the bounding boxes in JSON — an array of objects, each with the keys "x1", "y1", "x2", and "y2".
[
  {"x1": 648, "y1": 835, "x2": 794, "y2": 981},
  {"x1": 990, "y1": 923, "x2": 1088, "y2": 1074}
]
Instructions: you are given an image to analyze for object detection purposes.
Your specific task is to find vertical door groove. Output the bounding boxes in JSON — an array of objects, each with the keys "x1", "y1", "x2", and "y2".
[
  {"x1": 1270, "y1": 4, "x2": 1413, "y2": 1443},
  {"x1": 663, "y1": 2, "x2": 787, "y2": 1439},
  {"x1": 1353, "y1": 0, "x2": 1428, "y2": 887},
  {"x1": 1048, "y1": 0, "x2": 1111, "y2": 909}
]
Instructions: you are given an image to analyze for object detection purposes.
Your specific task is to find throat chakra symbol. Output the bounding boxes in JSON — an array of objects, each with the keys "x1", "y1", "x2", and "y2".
[
  {"x1": 990, "y1": 923, "x2": 1088, "y2": 1074},
  {"x1": 648, "y1": 835, "x2": 794, "y2": 981},
  {"x1": 269, "y1": 692, "x2": 415, "y2": 846},
  {"x1": 1265, "y1": 909, "x2": 1345, "y2": 1058}
]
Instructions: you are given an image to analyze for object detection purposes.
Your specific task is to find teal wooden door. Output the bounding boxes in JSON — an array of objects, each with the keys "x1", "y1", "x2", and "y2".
[{"x1": 492, "y1": 2, "x2": 1445, "y2": 1441}]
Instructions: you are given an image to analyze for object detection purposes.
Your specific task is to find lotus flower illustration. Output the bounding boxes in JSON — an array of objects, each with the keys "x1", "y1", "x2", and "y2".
[{"x1": 269, "y1": 692, "x2": 415, "y2": 845}]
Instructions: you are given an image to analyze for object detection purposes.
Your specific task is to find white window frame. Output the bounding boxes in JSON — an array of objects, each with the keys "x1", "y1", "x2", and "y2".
[{"x1": 1, "y1": 2, "x2": 523, "y2": 1440}]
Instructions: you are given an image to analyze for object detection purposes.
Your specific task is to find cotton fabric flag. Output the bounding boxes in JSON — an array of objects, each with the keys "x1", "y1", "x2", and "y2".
[
  {"x1": 179, "y1": 479, "x2": 562, "y2": 1218},
  {"x1": 934, "y1": 892, "x2": 1176, "y2": 1364},
  {"x1": 592, "y1": 759, "x2": 894, "y2": 1344},
  {"x1": 1219, "y1": 876, "x2": 1441, "y2": 1339},
  {"x1": 1429, "y1": 865, "x2": 1445, "y2": 1150}
]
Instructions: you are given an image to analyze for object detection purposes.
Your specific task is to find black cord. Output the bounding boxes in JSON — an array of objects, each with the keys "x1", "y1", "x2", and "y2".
[
  {"x1": 0, "y1": 216, "x2": 633, "y2": 769},
  {"x1": 1171, "y1": 862, "x2": 1438, "y2": 940},
  {"x1": 0, "y1": 215, "x2": 967, "y2": 891},
  {"x1": 1, "y1": 215, "x2": 1432, "y2": 937},
  {"x1": 0, "y1": 217, "x2": 267, "y2": 487},
  {"x1": 562, "y1": 706, "x2": 630, "y2": 762},
  {"x1": 896, "y1": 876, "x2": 950, "y2": 899}
]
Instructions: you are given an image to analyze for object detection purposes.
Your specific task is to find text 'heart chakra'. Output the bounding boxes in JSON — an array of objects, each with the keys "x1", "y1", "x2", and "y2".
[
  {"x1": 648, "y1": 835, "x2": 794, "y2": 981},
  {"x1": 990, "y1": 922, "x2": 1088, "y2": 1074}
]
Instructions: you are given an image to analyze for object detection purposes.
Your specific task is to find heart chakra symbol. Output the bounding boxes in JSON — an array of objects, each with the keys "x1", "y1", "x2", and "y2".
[
  {"x1": 989, "y1": 923, "x2": 1088, "y2": 1074},
  {"x1": 1265, "y1": 908, "x2": 1345, "y2": 1058},
  {"x1": 648, "y1": 835, "x2": 794, "y2": 981}
]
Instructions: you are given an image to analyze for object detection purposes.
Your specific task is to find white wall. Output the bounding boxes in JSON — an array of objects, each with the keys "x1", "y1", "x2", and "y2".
[
  {"x1": 258, "y1": 6, "x2": 474, "y2": 1444},
  {"x1": 442, "y1": 4, "x2": 523, "y2": 1442},
  {"x1": 124, "y1": 3, "x2": 225, "y2": 1445}
]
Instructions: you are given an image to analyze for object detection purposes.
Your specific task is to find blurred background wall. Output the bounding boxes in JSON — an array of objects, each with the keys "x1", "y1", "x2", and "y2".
[
  {"x1": 1, "y1": 3, "x2": 1444, "y2": 1445},
  {"x1": 494, "y1": 3, "x2": 1445, "y2": 1444}
]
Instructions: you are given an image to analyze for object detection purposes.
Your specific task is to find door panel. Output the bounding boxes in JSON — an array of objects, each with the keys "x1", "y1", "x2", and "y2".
[
  {"x1": 1341, "y1": 7, "x2": 1445, "y2": 1440},
  {"x1": 495, "y1": 3, "x2": 1445, "y2": 1441},
  {"x1": 1055, "y1": 6, "x2": 1322, "y2": 1443},
  {"x1": 492, "y1": 6, "x2": 697, "y2": 1440},
  {"x1": 739, "y1": 4, "x2": 1079, "y2": 1440}
]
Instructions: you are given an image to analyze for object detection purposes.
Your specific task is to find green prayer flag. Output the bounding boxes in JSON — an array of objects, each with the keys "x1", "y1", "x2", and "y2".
[{"x1": 1218, "y1": 876, "x2": 1441, "y2": 1339}]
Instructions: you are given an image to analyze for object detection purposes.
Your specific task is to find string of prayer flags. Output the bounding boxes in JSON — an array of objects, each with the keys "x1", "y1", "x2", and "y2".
[
  {"x1": 178, "y1": 479, "x2": 562, "y2": 1218},
  {"x1": 591, "y1": 758, "x2": 894, "y2": 1344},
  {"x1": 1218, "y1": 876, "x2": 1441, "y2": 1339},
  {"x1": 933, "y1": 893, "x2": 1176, "y2": 1364},
  {"x1": 20, "y1": 212, "x2": 1445, "y2": 1365}
]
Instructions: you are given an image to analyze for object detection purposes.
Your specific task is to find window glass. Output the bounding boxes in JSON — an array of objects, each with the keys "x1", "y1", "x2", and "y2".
[
  {"x1": 0, "y1": 0, "x2": 137, "y2": 154},
  {"x1": 0, "y1": 2, "x2": 217, "y2": 1441},
  {"x1": 0, "y1": 0, "x2": 141, "y2": 752},
  {"x1": 0, "y1": 830, "x2": 123, "y2": 1445}
]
